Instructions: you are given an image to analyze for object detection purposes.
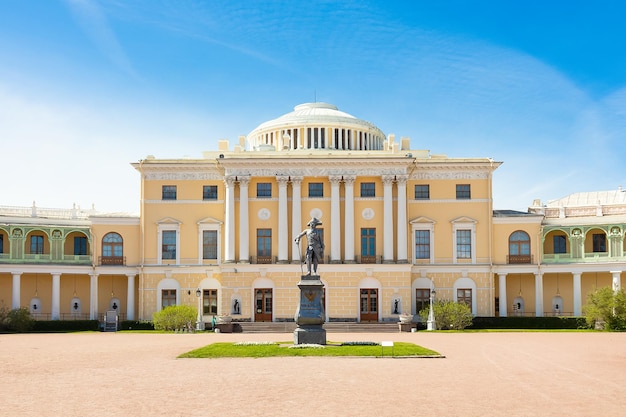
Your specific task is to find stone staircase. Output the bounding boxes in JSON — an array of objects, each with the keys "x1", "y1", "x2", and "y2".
[{"x1": 237, "y1": 322, "x2": 401, "y2": 333}]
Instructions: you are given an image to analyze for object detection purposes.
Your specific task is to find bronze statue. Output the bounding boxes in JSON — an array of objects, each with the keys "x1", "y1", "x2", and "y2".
[{"x1": 295, "y1": 217, "x2": 324, "y2": 275}]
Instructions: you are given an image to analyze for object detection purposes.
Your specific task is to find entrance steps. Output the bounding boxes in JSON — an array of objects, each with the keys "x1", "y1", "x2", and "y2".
[{"x1": 237, "y1": 322, "x2": 400, "y2": 333}]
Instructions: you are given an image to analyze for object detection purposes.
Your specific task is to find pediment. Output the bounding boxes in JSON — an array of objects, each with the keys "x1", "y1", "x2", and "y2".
[
  {"x1": 451, "y1": 216, "x2": 477, "y2": 224},
  {"x1": 409, "y1": 216, "x2": 436, "y2": 224},
  {"x1": 156, "y1": 217, "x2": 182, "y2": 225},
  {"x1": 197, "y1": 216, "x2": 223, "y2": 225}
]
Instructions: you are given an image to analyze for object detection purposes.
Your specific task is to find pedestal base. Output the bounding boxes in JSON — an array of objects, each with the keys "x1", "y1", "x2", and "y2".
[{"x1": 293, "y1": 326, "x2": 327, "y2": 345}]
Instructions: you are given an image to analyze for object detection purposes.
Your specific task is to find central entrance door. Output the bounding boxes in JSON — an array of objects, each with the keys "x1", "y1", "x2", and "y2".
[
  {"x1": 255, "y1": 288, "x2": 273, "y2": 322},
  {"x1": 360, "y1": 288, "x2": 378, "y2": 322}
]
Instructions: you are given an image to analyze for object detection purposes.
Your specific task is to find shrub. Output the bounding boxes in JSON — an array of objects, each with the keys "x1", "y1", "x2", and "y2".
[
  {"x1": 152, "y1": 305, "x2": 197, "y2": 331},
  {"x1": 584, "y1": 287, "x2": 626, "y2": 331},
  {"x1": 6, "y1": 307, "x2": 35, "y2": 333},
  {"x1": 418, "y1": 299, "x2": 473, "y2": 330},
  {"x1": 120, "y1": 320, "x2": 155, "y2": 331},
  {"x1": 32, "y1": 320, "x2": 100, "y2": 332}
]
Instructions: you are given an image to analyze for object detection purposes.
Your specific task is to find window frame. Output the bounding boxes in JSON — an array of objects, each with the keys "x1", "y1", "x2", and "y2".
[
  {"x1": 161, "y1": 289, "x2": 177, "y2": 309},
  {"x1": 414, "y1": 184, "x2": 430, "y2": 200},
  {"x1": 308, "y1": 182, "x2": 324, "y2": 198},
  {"x1": 455, "y1": 184, "x2": 471, "y2": 200},
  {"x1": 162, "y1": 185, "x2": 177, "y2": 200},
  {"x1": 30, "y1": 235, "x2": 44, "y2": 254},
  {"x1": 360, "y1": 182, "x2": 376, "y2": 198},
  {"x1": 553, "y1": 235, "x2": 567, "y2": 254},
  {"x1": 256, "y1": 228, "x2": 272, "y2": 263},
  {"x1": 203, "y1": 289, "x2": 218, "y2": 315},
  {"x1": 202, "y1": 185, "x2": 218, "y2": 200},
  {"x1": 74, "y1": 236, "x2": 88, "y2": 256},
  {"x1": 256, "y1": 183, "x2": 272, "y2": 198}
]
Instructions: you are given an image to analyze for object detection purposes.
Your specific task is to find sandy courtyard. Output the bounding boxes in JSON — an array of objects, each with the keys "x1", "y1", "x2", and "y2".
[{"x1": 1, "y1": 331, "x2": 625, "y2": 417}]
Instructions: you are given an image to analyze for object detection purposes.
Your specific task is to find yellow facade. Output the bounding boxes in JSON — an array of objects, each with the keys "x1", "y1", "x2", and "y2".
[{"x1": 1, "y1": 103, "x2": 625, "y2": 324}]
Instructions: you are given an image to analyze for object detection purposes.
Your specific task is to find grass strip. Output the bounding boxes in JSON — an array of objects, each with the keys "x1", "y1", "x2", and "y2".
[{"x1": 178, "y1": 341, "x2": 440, "y2": 358}]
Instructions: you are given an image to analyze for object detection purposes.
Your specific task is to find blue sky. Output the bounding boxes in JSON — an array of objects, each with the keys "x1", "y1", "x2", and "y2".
[{"x1": 1, "y1": 0, "x2": 625, "y2": 213}]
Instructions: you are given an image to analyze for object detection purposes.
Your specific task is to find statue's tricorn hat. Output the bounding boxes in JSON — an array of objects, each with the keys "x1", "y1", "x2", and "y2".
[{"x1": 307, "y1": 217, "x2": 322, "y2": 227}]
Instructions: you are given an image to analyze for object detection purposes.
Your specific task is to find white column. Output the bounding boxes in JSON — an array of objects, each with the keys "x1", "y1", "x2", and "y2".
[
  {"x1": 238, "y1": 177, "x2": 250, "y2": 263},
  {"x1": 90, "y1": 273, "x2": 99, "y2": 320},
  {"x1": 277, "y1": 176, "x2": 289, "y2": 263},
  {"x1": 224, "y1": 176, "x2": 236, "y2": 263},
  {"x1": 330, "y1": 175, "x2": 342, "y2": 263},
  {"x1": 611, "y1": 270, "x2": 622, "y2": 292},
  {"x1": 382, "y1": 175, "x2": 395, "y2": 263},
  {"x1": 12, "y1": 272, "x2": 21, "y2": 309},
  {"x1": 343, "y1": 176, "x2": 356, "y2": 263},
  {"x1": 498, "y1": 273, "x2": 507, "y2": 317},
  {"x1": 534, "y1": 272, "x2": 544, "y2": 317},
  {"x1": 291, "y1": 177, "x2": 303, "y2": 263},
  {"x1": 396, "y1": 175, "x2": 408, "y2": 263},
  {"x1": 51, "y1": 273, "x2": 61, "y2": 320},
  {"x1": 126, "y1": 274, "x2": 135, "y2": 321},
  {"x1": 573, "y1": 272, "x2": 582, "y2": 316}
]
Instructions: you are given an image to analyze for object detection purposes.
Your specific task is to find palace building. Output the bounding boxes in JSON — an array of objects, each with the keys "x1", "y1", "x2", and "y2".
[{"x1": 1, "y1": 102, "x2": 624, "y2": 324}]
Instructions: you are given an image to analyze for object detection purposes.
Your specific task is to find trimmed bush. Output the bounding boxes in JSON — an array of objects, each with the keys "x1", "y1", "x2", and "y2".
[
  {"x1": 152, "y1": 305, "x2": 197, "y2": 331},
  {"x1": 120, "y1": 320, "x2": 155, "y2": 330},
  {"x1": 32, "y1": 320, "x2": 100, "y2": 332},
  {"x1": 471, "y1": 316, "x2": 588, "y2": 330}
]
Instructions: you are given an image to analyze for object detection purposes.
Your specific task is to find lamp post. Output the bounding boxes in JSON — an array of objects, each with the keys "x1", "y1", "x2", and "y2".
[
  {"x1": 427, "y1": 288, "x2": 437, "y2": 331},
  {"x1": 195, "y1": 288, "x2": 203, "y2": 331}
]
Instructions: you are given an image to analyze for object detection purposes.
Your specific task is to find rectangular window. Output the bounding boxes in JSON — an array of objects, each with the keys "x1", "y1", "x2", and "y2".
[
  {"x1": 162, "y1": 289, "x2": 176, "y2": 308},
  {"x1": 360, "y1": 182, "x2": 376, "y2": 197},
  {"x1": 162, "y1": 230, "x2": 176, "y2": 260},
  {"x1": 257, "y1": 183, "x2": 272, "y2": 198},
  {"x1": 416, "y1": 289, "x2": 431, "y2": 314},
  {"x1": 162, "y1": 185, "x2": 177, "y2": 200},
  {"x1": 553, "y1": 235, "x2": 566, "y2": 254},
  {"x1": 0, "y1": 234, "x2": 4, "y2": 253},
  {"x1": 203, "y1": 289, "x2": 218, "y2": 315},
  {"x1": 457, "y1": 288, "x2": 472, "y2": 308},
  {"x1": 456, "y1": 184, "x2": 471, "y2": 199},
  {"x1": 415, "y1": 184, "x2": 430, "y2": 200},
  {"x1": 203, "y1": 185, "x2": 218, "y2": 200},
  {"x1": 202, "y1": 230, "x2": 218, "y2": 260},
  {"x1": 30, "y1": 235, "x2": 44, "y2": 254},
  {"x1": 361, "y1": 228, "x2": 376, "y2": 263},
  {"x1": 593, "y1": 233, "x2": 606, "y2": 252},
  {"x1": 308, "y1": 182, "x2": 324, "y2": 197},
  {"x1": 74, "y1": 236, "x2": 87, "y2": 256},
  {"x1": 414, "y1": 230, "x2": 430, "y2": 259},
  {"x1": 456, "y1": 230, "x2": 471, "y2": 259},
  {"x1": 257, "y1": 228, "x2": 272, "y2": 263}
]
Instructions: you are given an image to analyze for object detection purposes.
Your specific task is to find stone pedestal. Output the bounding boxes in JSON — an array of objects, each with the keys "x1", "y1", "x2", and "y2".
[{"x1": 293, "y1": 274, "x2": 326, "y2": 345}]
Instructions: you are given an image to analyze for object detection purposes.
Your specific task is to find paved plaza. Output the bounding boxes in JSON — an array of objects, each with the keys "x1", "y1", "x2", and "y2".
[{"x1": 1, "y1": 331, "x2": 625, "y2": 416}]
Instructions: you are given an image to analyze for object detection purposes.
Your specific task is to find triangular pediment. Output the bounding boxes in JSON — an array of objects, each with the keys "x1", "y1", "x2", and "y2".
[
  {"x1": 156, "y1": 217, "x2": 182, "y2": 225},
  {"x1": 451, "y1": 216, "x2": 477, "y2": 224},
  {"x1": 197, "y1": 216, "x2": 223, "y2": 225},
  {"x1": 409, "y1": 216, "x2": 436, "y2": 224}
]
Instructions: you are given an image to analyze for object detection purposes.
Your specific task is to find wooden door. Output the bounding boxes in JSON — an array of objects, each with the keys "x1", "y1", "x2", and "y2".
[
  {"x1": 254, "y1": 288, "x2": 273, "y2": 322},
  {"x1": 360, "y1": 288, "x2": 378, "y2": 322}
]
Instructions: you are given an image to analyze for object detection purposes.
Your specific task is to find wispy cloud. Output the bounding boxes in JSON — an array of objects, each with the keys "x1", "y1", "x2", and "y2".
[{"x1": 64, "y1": 0, "x2": 136, "y2": 77}]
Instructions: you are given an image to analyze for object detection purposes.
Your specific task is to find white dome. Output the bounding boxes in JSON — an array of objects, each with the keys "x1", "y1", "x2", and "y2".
[{"x1": 247, "y1": 103, "x2": 387, "y2": 152}]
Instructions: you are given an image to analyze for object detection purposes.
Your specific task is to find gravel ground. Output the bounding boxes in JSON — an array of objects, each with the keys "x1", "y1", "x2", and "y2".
[{"x1": 1, "y1": 331, "x2": 625, "y2": 417}]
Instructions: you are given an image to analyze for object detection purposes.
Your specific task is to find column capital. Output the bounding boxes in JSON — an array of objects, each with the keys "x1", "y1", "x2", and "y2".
[
  {"x1": 382, "y1": 174, "x2": 395, "y2": 185},
  {"x1": 276, "y1": 175, "x2": 290, "y2": 185},
  {"x1": 290, "y1": 176, "x2": 303, "y2": 185},
  {"x1": 329, "y1": 175, "x2": 342, "y2": 184},
  {"x1": 395, "y1": 175, "x2": 408, "y2": 184},
  {"x1": 343, "y1": 175, "x2": 356, "y2": 185},
  {"x1": 237, "y1": 176, "x2": 250, "y2": 186},
  {"x1": 224, "y1": 176, "x2": 237, "y2": 186}
]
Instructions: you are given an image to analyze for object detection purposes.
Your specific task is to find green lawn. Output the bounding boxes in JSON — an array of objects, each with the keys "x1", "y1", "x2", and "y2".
[{"x1": 178, "y1": 341, "x2": 441, "y2": 358}]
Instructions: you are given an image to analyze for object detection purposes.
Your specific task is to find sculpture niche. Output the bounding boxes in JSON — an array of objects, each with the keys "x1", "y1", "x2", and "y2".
[{"x1": 293, "y1": 217, "x2": 326, "y2": 345}]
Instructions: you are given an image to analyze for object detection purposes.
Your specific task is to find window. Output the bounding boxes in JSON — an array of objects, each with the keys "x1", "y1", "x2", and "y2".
[
  {"x1": 257, "y1": 228, "x2": 272, "y2": 263},
  {"x1": 553, "y1": 235, "x2": 567, "y2": 254},
  {"x1": 162, "y1": 230, "x2": 177, "y2": 260},
  {"x1": 203, "y1": 185, "x2": 218, "y2": 200},
  {"x1": 257, "y1": 183, "x2": 272, "y2": 198},
  {"x1": 360, "y1": 182, "x2": 375, "y2": 197},
  {"x1": 456, "y1": 230, "x2": 471, "y2": 259},
  {"x1": 593, "y1": 233, "x2": 606, "y2": 252},
  {"x1": 416, "y1": 289, "x2": 431, "y2": 314},
  {"x1": 102, "y1": 232, "x2": 123, "y2": 257},
  {"x1": 202, "y1": 230, "x2": 218, "y2": 260},
  {"x1": 457, "y1": 288, "x2": 472, "y2": 308},
  {"x1": 308, "y1": 182, "x2": 324, "y2": 197},
  {"x1": 162, "y1": 290, "x2": 176, "y2": 308},
  {"x1": 415, "y1": 184, "x2": 430, "y2": 200},
  {"x1": 415, "y1": 230, "x2": 430, "y2": 259},
  {"x1": 361, "y1": 228, "x2": 376, "y2": 263},
  {"x1": 456, "y1": 184, "x2": 471, "y2": 199},
  {"x1": 203, "y1": 289, "x2": 218, "y2": 315},
  {"x1": 162, "y1": 185, "x2": 177, "y2": 200},
  {"x1": 30, "y1": 235, "x2": 44, "y2": 254},
  {"x1": 509, "y1": 231, "x2": 531, "y2": 263},
  {"x1": 0, "y1": 234, "x2": 4, "y2": 253},
  {"x1": 74, "y1": 236, "x2": 87, "y2": 256}
]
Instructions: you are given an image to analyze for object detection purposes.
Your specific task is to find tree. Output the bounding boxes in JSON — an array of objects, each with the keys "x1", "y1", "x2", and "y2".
[
  {"x1": 584, "y1": 287, "x2": 626, "y2": 331},
  {"x1": 152, "y1": 305, "x2": 197, "y2": 331},
  {"x1": 418, "y1": 299, "x2": 473, "y2": 330}
]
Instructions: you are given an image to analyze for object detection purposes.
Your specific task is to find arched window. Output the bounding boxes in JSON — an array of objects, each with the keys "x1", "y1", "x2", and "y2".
[
  {"x1": 101, "y1": 232, "x2": 124, "y2": 265},
  {"x1": 509, "y1": 231, "x2": 531, "y2": 264}
]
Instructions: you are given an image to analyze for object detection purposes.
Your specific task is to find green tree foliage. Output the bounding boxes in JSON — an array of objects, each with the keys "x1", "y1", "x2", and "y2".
[
  {"x1": 418, "y1": 299, "x2": 473, "y2": 330},
  {"x1": 584, "y1": 287, "x2": 626, "y2": 331},
  {"x1": 0, "y1": 306, "x2": 35, "y2": 333},
  {"x1": 152, "y1": 305, "x2": 197, "y2": 331}
]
